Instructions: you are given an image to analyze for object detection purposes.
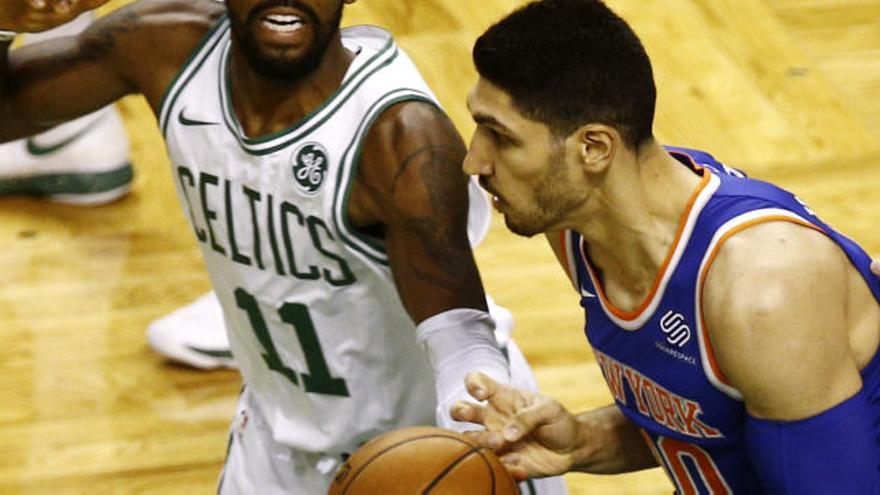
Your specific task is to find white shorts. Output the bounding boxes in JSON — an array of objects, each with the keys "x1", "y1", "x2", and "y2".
[{"x1": 218, "y1": 339, "x2": 569, "y2": 494}]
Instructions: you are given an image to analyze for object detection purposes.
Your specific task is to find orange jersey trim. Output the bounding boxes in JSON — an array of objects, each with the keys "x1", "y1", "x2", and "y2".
[
  {"x1": 560, "y1": 230, "x2": 573, "y2": 283},
  {"x1": 697, "y1": 215, "x2": 824, "y2": 387},
  {"x1": 584, "y1": 171, "x2": 712, "y2": 322}
]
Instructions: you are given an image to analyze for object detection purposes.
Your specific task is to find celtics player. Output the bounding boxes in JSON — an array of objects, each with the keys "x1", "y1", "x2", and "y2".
[{"x1": 0, "y1": 0, "x2": 567, "y2": 493}]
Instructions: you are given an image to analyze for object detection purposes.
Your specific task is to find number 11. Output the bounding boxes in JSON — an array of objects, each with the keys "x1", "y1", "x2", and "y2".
[{"x1": 234, "y1": 288, "x2": 350, "y2": 397}]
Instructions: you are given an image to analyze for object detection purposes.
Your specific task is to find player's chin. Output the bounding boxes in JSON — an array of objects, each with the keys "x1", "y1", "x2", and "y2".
[
  {"x1": 246, "y1": 48, "x2": 320, "y2": 80},
  {"x1": 503, "y1": 215, "x2": 544, "y2": 238}
]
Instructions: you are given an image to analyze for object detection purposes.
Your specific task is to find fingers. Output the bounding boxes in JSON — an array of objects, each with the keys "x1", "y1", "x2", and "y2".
[
  {"x1": 10, "y1": 0, "x2": 107, "y2": 32},
  {"x1": 465, "y1": 371, "x2": 530, "y2": 412},
  {"x1": 451, "y1": 400, "x2": 508, "y2": 449},
  {"x1": 871, "y1": 259, "x2": 880, "y2": 276},
  {"x1": 464, "y1": 429, "x2": 507, "y2": 450},
  {"x1": 500, "y1": 395, "x2": 565, "y2": 443},
  {"x1": 451, "y1": 399, "x2": 486, "y2": 425},
  {"x1": 464, "y1": 371, "x2": 499, "y2": 402}
]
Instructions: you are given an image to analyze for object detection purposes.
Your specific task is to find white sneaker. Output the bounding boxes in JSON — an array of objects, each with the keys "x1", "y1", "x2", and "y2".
[
  {"x1": 0, "y1": 105, "x2": 133, "y2": 205},
  {"x1": 145, "y1": 290, "x2": 515, "y2": 371},
  {"x1": 146, "y1": 292, "x2": 236, "y2": 369}
]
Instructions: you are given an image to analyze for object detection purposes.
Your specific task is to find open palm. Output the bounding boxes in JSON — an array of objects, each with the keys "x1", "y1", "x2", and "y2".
[{"x1": 452, "y1": 372, "x2": 583, "y2": 480}]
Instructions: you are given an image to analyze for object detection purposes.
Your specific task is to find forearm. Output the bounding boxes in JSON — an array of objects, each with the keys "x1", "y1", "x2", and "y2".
[
  {"x1": 570, "y1": 405, "x2": 658, "y2": 474},
  {"x1": 417, "y1": 308, "x2": 509, "y2": 430},
  {"x1": 0, "y1": 3, "x2": 154, "y2": 143},
  {"x1": 745, "y1": 388, "x2": 879, "y2": 493}
]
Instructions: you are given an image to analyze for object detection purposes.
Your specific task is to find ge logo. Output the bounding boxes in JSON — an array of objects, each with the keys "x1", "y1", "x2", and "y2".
[
  {"x1": 292, "y1": 143, "x2": 329, "y2": 195},
  {"x1": 659, "y1": 310, "x2": 691, "y2": 347}
]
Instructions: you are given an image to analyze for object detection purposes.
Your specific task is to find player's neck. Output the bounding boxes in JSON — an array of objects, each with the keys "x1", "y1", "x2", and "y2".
[
  {"x1": 227, "y1": 38, "x2": 355, "y2": 138},
  {"x1": 577, "y1": 141, "x2": 702, "y2": 310}
]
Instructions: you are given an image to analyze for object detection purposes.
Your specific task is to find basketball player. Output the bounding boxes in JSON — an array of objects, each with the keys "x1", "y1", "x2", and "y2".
[
  {"x1": 452, "y1": 1, "x2": 880, "y2": 493},
  {"x1": 0, "y1": 0, "x2": 568, "y2": 493},
  {"x1": 0, "y1": 9, "x2": 132, "y2": 204}
]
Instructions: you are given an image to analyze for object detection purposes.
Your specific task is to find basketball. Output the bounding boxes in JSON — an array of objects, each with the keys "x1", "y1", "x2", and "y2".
[{"x1": 327, "y1": 426, "x2": 520, "y2": 495}]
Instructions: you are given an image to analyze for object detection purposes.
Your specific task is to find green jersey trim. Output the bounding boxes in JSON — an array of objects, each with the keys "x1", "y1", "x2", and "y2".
[
  {"x1": 217, "y1": 36, "x2": 400, "y2": 156},
  {"x1": 332, "y1": 89, "x2": 437, "y2": 266},
  {"x1": 158, "y1": 17, "x2": 230, "y2": 137}
]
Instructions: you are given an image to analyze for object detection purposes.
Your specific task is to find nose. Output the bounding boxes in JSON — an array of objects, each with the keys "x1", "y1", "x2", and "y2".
[{"x1": 462, "y1": 130, "x2": 493, "y2": 177}]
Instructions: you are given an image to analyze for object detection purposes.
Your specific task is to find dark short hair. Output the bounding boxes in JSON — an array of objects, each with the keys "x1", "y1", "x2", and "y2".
[{"x1": 473, "y1": 0, "x2": 656, "y2": 148}]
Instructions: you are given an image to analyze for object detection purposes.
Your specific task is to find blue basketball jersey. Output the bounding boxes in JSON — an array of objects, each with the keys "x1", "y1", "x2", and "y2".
[{"x1": 559, "y1": 146, "x2": 880, "y2": 494}]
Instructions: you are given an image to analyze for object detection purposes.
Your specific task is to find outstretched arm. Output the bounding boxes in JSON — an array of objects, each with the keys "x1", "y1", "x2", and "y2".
[
  {"x1": 451, "y1": 372, "x2": 657, "y2": 480},
  {"x1": 1, "y1": 0, "x2": 134, "y2": 139},
  {"x1": 0, "y1": 0, "x2": 222, "y2": 141}
]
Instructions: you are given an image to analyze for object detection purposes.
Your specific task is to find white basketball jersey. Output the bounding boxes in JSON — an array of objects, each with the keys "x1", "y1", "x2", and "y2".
[{"x1": 159, "y1": 21, "x2": 471, "y2": 455}]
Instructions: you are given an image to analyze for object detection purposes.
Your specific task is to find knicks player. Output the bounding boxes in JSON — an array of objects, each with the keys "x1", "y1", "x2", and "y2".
[
  {"x1": 453, "y1": 1, "x2": 880, "y2": 493},
  {"x1": 0, "y1": 0, "x2": 569, "y2": 493}
]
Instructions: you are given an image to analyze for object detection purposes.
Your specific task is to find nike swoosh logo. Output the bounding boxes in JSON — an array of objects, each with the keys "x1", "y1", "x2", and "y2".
[
  {"x1": 26, "y1": 117, "x2": 103, "y2": 156},
  {"x1": 580, "y1": 285, "x2": 596, "y2": 298},
  {"x1": 185, "y1": 345, "x2": 234, "y2": 360},
  {"x1": 178, "y1": 108, "x2": 218, "y2": 127}
]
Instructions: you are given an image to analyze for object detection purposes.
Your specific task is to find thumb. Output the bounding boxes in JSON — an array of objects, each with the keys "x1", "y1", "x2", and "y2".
[{"x1": 871, "y1": 258, "x2": 880, "y2": 277}]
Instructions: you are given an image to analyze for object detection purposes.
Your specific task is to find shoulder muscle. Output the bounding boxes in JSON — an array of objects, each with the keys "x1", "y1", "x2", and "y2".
[
  {"x1": 702, "y1": 220, "x2": 862, "y2": 419},
  {"x1": 352, "y1": 99, "x2": 468, "y2": 229}
]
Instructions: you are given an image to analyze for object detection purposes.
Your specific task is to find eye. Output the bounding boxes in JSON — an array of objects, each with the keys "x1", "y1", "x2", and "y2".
[{"x1": 488, "y1": 127, "x2": 511, "y2": 147}]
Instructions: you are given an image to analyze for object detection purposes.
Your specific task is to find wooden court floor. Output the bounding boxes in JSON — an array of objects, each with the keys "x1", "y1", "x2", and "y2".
[{"x1": 1, "y1": 0, "x2": 878, "y2": 493}]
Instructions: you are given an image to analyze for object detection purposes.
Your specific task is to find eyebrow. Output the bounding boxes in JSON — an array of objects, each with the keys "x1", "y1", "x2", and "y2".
[{"x1": 471, "y1": 112, "x2": 515, "y2": 135}]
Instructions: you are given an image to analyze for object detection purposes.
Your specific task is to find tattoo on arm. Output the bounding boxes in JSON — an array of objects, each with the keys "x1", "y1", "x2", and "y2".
[
  {"x1": 391, "y1": 144, "x2": 463, "y2": 194},
  {"x1": 77, "y1": 9, "x2": 139, "y2": 63},
  {"x1": 390, "y1": 144, "x2": 476, "y2": 293},
  {"x1": 20, "y1": 8, "x2": 140, "y2": 81}
]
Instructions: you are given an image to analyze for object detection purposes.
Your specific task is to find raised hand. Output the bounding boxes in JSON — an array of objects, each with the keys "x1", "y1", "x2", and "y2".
[
  {"x1": 451, "y1": 372, "x2": 584, "y2": 480},
  {"x1": 0, "y1": 0, "x2": 111, "y2": 33}
]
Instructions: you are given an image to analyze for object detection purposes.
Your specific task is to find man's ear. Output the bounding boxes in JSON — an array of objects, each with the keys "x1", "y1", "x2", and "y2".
[{"x1": 574, "y1": 123, "x2": 618, "y2": 173}]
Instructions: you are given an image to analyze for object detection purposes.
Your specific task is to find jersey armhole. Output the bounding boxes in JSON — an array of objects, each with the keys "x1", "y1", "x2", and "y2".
[
  {"x1": 695, "y1": 209, "x2": 825, "y2": 399},
  {"x1": 332, "y1": 91, "x2": 438, "y2": 267},
  {"x1": 158, "y1": 16, "x2": 230, "y2": 136}
]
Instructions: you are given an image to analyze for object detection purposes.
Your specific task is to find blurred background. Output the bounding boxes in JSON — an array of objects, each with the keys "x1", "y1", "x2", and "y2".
[{"x1": 1, "y1": 0, "x2": 878, "y2": 493}]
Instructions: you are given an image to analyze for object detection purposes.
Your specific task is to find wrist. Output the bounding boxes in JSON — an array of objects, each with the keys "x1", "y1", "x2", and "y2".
[
  {"x1": 568, "y1": 405, "x2": 640, "y2": 474},
  {"x1": 566, "y1": 413, "x2": 600, "y2": 472}
]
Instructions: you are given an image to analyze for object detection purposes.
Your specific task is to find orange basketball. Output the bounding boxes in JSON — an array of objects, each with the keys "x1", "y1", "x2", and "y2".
[{"x1": 327, "y1": 426, "x2": 520, "y2": 495}]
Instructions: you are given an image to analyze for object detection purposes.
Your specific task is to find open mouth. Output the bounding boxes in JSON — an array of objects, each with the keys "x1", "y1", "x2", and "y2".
[{"x1": 262, "y1": 13, "x2": 304, "y2": 33}]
